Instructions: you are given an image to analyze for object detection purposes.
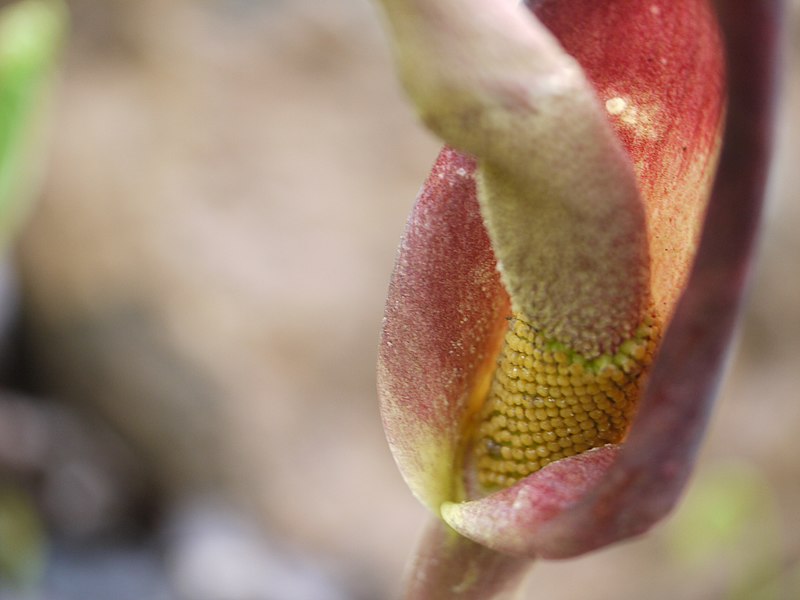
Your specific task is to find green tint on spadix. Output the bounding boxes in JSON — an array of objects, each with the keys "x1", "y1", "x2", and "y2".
[{"x1": 470, "y1": 312, "x2": 660, "y2": 492}]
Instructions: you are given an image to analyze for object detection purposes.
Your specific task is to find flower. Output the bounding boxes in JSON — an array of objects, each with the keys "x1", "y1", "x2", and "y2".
[{"x1": 377, "y1": 0, "x2": 779, "y2": 568}]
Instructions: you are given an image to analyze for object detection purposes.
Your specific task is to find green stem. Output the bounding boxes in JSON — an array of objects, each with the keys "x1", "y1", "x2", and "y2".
[{"x1": 402, "y1": 518, "x2": 532, "y2": 600}]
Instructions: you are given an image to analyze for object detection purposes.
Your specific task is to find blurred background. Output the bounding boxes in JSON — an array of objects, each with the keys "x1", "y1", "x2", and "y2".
[{"x1": 0, "y1": 0, "x2": 798, "y2": 598}]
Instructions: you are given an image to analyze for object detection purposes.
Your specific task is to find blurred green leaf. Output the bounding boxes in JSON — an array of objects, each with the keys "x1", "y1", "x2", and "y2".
[
  {"x1": 666, "y1": 461, "x2": 791, "y2": 600},
  {"x1": 0, "y1": 0, "x2": 67, "y2": 248},
  {"x1": 667, "y1": 462, "x2": 775, "y2": 566},
  {"x1": 0, "y1": 483, "x2": 46, "y2": 586}
]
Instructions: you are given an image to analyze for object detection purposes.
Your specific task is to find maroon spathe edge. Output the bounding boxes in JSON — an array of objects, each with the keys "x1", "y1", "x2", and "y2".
[
  {"x1": 378, "y1": 148, "x2": 510, "y2": 509},
  {"x1": 526, "y1": 0, "x2": 784, "y2": 558}
]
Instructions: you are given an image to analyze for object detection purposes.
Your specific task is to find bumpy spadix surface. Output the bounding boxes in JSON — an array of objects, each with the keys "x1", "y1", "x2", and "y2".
[{"x1": 473, "y1": 315, "x2": 658, "y2": 490}]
